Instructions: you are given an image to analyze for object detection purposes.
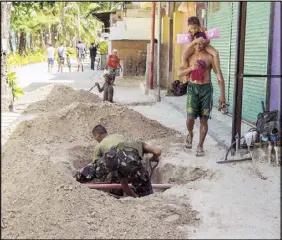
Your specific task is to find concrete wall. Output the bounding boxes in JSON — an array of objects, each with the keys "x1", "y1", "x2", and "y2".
[
  {"x1": 109, "y1": 17, "x2": 160, "y2": 41},
  {"x1": 173, "y1": 2, "x2": 196, "y2": 80},
  {"x1": 111, "y1": 40, "x2": 149, "y2": 61},
  {"x1": 270, "y1": 2, "x2": 281, "y2": 111},
  {"x1": 160, "y1": 43, "x2": 169, "y2": 88}
]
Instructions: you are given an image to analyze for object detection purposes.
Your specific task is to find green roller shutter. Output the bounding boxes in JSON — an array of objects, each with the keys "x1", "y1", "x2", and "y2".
[
  {"x1": 242, "y1": 2, "x2": 271, "y2": 123},
  {"x1": 207, "y1": 2, "x2": 238, "y2": 111}
]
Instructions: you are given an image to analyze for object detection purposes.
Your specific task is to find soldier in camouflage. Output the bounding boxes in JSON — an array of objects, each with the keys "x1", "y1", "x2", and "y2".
[{"x1": 74, "y1": 125, "x2": 161, "y2": 198}]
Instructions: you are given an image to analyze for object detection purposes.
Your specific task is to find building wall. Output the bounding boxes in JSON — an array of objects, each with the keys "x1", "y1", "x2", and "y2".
[
  {"x1": 109, "y1": 17, "x2": 160, "y2": 41},
  {"x1": 173, "y1": 2, "x2": 196, "y2": 80},
  {"x1": 111, "y1": 40, "x2": 149, "y2": 61},
  {"x1": 270, "y1": 2, "x2": 281, "y2": 111}
]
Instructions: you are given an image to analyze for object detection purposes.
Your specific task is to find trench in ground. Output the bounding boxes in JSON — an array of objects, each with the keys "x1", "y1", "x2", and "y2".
[{"x1": 68, "y1": 145, "x2": 209, "y2": 196}]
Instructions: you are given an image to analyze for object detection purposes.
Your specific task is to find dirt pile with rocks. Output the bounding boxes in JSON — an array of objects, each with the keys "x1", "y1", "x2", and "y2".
[
  {"x1": 2, "y1": 85, "x2": 199, "y2": 239},
  {"x1": 22, "y1": 84, "x2": 101, "y2": 113}
]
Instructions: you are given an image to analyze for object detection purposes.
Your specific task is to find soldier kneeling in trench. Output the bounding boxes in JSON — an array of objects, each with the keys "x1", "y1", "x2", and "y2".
[
  {"x1": 73, "y1": 124, "x2": 161, "y2": 198},
  {"x1": 94, "y1": 73, "x2": 115, "y2": 103}
]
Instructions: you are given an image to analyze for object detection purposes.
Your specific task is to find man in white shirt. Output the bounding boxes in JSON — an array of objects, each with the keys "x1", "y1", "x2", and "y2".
[
  {"x1": 46, "y1": 43, "x2": 55, "y2": 72},
  {"x1": 57, "y1": 43, "x2": 66, "y2": 73}
]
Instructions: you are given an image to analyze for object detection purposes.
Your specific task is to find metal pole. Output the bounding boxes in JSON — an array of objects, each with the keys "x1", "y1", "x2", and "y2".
[
  {"x1": 166, "y1": 2, "x2": 174, "y2": 95},
  {"x1": 157, "y1": 2, "x2": 162, "y2": 102},
  {"x1": 231, "y1": 2, "x2": 247, "y2": 151},
  {"x1": 85, "y1": 183, "x2": 174, "y2": 190},
  {"x1": 149, "y1": 2, "x2": 156, "y2": 89}
]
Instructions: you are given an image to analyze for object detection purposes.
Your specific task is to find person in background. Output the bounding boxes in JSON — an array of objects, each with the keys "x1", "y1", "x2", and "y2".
[
  {"x1": 46, "y1": 43, "x2": 55, "y2": 72},
  {"x1": 89, "y1": 42, "x2": 98, "y2": 70},
  {"x1": 57, "y1": 43, "x2": 66, "y2": 73},
  {"x1": 106, "y1": 49, "x2": 122, "y2": 84},
  {"x1": 94, "y1": 72, "x2": 114, "y2": 103},
  {"x1": 76, "y1": 40, "x2": 86, "y2": 72}
]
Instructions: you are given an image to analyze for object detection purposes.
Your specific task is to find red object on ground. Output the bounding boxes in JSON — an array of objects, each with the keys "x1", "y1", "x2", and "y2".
[{"x1": 85, "y1": 183, "x2": 174, "y2": 190}]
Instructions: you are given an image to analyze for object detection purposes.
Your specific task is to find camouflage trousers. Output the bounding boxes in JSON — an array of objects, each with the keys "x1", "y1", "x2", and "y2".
[{"x1": 76, "y1": 154, "x2": 153, "y2": 197}]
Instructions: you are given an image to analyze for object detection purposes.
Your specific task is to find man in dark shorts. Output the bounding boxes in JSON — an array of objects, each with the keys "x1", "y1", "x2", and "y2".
[
  {"x1": 73, "y1": 125, "x2": 161, "y2": 198},
  {"x1": 178, "y1": 32, "x2": 226, "y2": 156}
]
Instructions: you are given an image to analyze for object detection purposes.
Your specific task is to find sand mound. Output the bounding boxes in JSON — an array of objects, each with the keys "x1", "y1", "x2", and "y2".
[
  {"x1": 11, "y1": 102, "x2": 178, "y2": 146},
  {"x1": 23, "y1": 85, "x2": 101, "y2": 113},
  {"x1": 2, "y1": 125, "x2": 197, "y2": 239},
  {"x1": 2, "y1": 84, "x2": 199, "y2": 238}
]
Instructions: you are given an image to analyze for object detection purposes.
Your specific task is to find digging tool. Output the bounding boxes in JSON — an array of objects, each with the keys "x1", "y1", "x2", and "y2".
[
  {"x1": 149, "y1": 159, "x2": 159, "y2": 180},
  {"x1": 88, "y1": 82, "x2": 98, "y2": 92}
]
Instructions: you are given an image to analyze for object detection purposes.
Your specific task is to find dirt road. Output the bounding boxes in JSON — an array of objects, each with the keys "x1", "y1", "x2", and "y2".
[{"x1": 1, "y1": 60, "x2": 280, "y2": 239}]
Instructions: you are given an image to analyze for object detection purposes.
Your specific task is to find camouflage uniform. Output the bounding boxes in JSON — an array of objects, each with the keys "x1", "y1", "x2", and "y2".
[{"x1": 75, "y1": 143, "x2": 153, "y2": 197}]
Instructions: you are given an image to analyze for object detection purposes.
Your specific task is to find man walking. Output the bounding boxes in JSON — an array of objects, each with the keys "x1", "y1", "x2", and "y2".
[
  {"x1": 76, "y1": 40, "x2": 86, "y2": 72},
  {"x1": 57, "y1": 43, "x2": 66, "y2": 73},
  {"x1": 89, "y1": 42, "x2": 98, "y2": 70},
  {"x1": 178, "y1": 32, "x2": 226, "y2": 156},
  {"x1": 46, "y1": 43, "x2": 55, "y2": 72}
]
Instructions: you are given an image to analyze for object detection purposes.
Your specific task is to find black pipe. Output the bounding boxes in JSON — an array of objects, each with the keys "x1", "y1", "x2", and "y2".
[
  {"x1": 231, "y1": 2, "x2": 247, "y2": 148},
  {"x1": 241, "y1": 74, "x2": 282, "y2": 78}
]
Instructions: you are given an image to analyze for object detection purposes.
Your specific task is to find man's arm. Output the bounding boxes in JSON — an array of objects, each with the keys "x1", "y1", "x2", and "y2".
[
  {"x1": 182, "y1": 37, "x2": 205, "y2": 61},
  {"x1": 92, "y1": 145, "x2": 102, "y2": 163},
  {"x1": 143, "y1": 143, "x2": 161, "y2": 162},
  {"x1": 211, "y1": 58, "x2": 226, "y2": 103},
  {"x1": 120, "y1": 178, "x2": 138, "y2": 198}
]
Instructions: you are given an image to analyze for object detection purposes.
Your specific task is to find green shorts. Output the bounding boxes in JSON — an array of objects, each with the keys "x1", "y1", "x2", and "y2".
[{"x1": 186, "y1": 82, "x2": 213, "y2": 119}]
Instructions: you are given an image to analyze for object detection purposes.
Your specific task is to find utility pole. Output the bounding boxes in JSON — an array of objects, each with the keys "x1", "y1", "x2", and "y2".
[
  {"x1": 156, "y1": 2, "x2": 162, "y2": 102},
  {"x1": 149, "y1": 2, "x2": 156, "y2": 89},
  {"x1": 167, "y1": 2, "x2": 174, "y2": 95}
]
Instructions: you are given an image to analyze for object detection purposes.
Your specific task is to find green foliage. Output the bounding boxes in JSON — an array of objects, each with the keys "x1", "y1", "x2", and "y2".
[
  {"x1": 7, "y1": 50, "x2": 46, "y2": 68},
  {"x1": 7, "y1": 71, "x2": 24, "y2": 101},
  {"x1": 98, "y1": 41, "x2": 108, "y2": 55}
]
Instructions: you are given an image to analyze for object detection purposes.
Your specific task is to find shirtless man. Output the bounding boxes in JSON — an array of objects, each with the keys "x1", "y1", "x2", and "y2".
[{"x1": 178, "y1": 32, "x2": 226, "y2": 156}]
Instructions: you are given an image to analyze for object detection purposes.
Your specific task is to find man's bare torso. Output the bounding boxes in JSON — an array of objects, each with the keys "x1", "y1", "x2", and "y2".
[{"x1": 188, "y1": 51, "x2": 213, "y2": 84}]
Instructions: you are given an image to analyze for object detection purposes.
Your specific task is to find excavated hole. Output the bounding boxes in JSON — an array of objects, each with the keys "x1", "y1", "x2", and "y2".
[{"x1": 68, "y1": 145, "x2": 210, "y2": 196}]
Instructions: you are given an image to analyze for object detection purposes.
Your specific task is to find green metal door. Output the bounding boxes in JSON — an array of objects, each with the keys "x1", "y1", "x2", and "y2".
[
  {"x1": 207, "y1": 2, "x2": 238, "y2": 112},
  {"x1": 242, "y1": 2, "x2": 271, "y2": 123},
  {"x1": 207, "y1": 2, "x2": 271, "y2": 123}
]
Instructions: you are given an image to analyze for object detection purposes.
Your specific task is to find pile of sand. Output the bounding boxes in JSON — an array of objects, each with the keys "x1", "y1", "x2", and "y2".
[
  {"x1": 12, "y1": 102, "x2": 179, "y2": 146},
  {"x1": 1, "y1": 137, "x2": 198, "y2": 239},
  {"x1": 2, "y1": 85, "x2": 199, "y2": 238},
  {"x1": 22, "y1": 85, "x2": 101, "y2": 113}
]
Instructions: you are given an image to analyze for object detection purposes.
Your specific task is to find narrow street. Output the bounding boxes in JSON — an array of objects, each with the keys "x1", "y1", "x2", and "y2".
[{"x1": 1, "y1": 59, "x2": 280, "y2": 239}]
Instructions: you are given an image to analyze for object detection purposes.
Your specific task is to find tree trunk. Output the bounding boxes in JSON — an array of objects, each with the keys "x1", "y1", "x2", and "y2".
[
  {"x1": 40, "y1": 29, "x2": 45, "y2": 49},
  {"x1": 1, "y1": 2, "x2": 13, "y2": 111},
  {"x1": 30, "y1": 33, "x2": 34, "y2": 52},
  {"x1": 9, "y1": 30, "x2": 14, "y2": 53},
  {"x1": 48, "y1": 24, "x2": 51, "y2": 44},
  {"x1": 19, "y1": 31, "x2": 26, "y2": 56}
]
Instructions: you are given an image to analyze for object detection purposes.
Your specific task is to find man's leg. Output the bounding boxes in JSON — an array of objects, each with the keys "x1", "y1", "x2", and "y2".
[
  {"x1": 197, "y1": 83, "x2": 213, "y2": 156},
  {"x1": 131, "y1": 167, "x2": 153, "y2": 197},
  {"x1": 108, "y1": 84, "x2": 114, "y2": 103},
  {"x1": 90, "y1": 57, "x2": 94, "y2": 70},
  {"x1": 185, "y1": 83, "x2": 199, "y2": 148},
  {"x1": 186, "y1": 116, "x2": 195, "y2": 148},
  {"x1": 197, "y1": 118, "x2": 208, "y2": 156},
  {"x1": 103, "y1": 84, "x2": 109, "y2": 101}
]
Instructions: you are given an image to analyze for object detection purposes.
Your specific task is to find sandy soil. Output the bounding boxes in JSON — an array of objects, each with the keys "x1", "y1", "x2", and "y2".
[
  {"x1": 1, "y1": 84, "x2": 200, "y2": 239},
  {"x1": 2, "y1": 83, "x2": 280, "y2": 239}
]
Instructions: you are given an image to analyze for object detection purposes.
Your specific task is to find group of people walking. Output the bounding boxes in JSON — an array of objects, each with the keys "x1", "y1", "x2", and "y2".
[{"x1": 46, "y1": 40, "x2": 91, "y2": 73}]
